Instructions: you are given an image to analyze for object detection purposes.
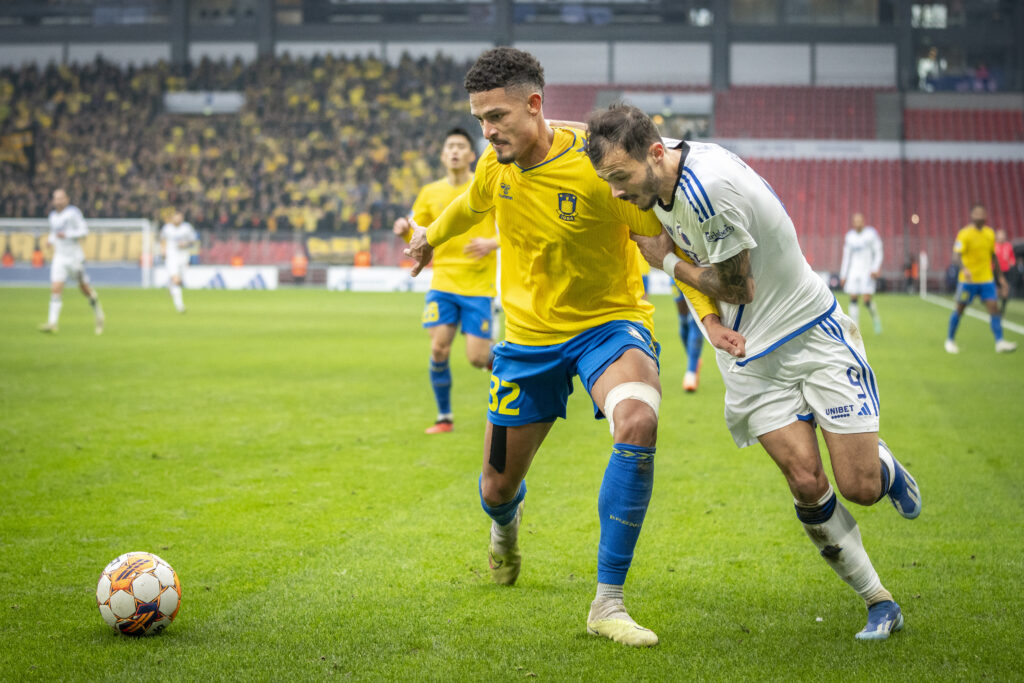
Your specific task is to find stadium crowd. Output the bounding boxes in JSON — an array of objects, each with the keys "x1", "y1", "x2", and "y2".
[{"x1": 0, "y1": 53, "x2": 474, "y2": 233}]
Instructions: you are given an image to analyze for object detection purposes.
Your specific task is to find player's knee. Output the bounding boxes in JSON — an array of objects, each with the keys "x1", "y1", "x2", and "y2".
[
  {"x1": 783, "y1": 467, "x2": 825, "y2": 503},
  {"x1": 467, "y1": 350, "x2": 490, "y2": 369},
  {"x1": 835, "y1": 476, "x2": 879, "y2": 506},
  {"x1": 480, "y1": 474, "x2": 519, "y2": 508},
  {"x1": 611, "y1": 401, "x2": 658, "y2": 446},
  {"x1": 430, "y1": 342, "x2": 452, "y2": 362}
]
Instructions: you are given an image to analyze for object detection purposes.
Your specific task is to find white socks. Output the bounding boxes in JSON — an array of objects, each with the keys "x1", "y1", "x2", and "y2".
[
  {"x1": 169, "y1": 285, "x2": 184, "y2": 312},
  {"x1": 796, "y1": 486, "x2": 892, "y2": 607},
  {"x1": 48, "y1": 295, "x2": 62, "y2": 325},
  {"x1": 490, "y1": 507, "x2": 521, "y2": 555},
  {"x1": 848, "y1": 301, "x2": 860, "y2": 326}
]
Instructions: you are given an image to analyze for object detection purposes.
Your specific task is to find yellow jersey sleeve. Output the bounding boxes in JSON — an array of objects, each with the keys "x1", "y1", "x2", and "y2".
[{"x1": 672, "y1": 245, "x2": 720, "y2": 321}]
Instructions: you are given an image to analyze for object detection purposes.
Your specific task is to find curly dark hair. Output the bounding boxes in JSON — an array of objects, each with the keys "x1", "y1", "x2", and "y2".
[
  {"x1": 464, "y1": 47, "x2": 545, "y2": 96},
  {"x1": 586, "y1": 102, "x2": 661, "y2": 167}
]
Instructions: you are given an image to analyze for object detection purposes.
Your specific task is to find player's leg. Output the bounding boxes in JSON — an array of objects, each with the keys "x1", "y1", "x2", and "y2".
[
  {"x1": 169, "y1": 270, "x2": 186, "y2": 313},
  {"x1": 981, "y1": 286, "x2": 1017, "y2": 352},
  {"x1": 946, "y1": 284, "x2": 972, "y2": 352},
  {"x1": 460, "y1": 294, "x2": 496, "y2": 370},
  {"x1": 584, "y1": 341, "x2": 662, "y2": 647},
  {"x1": 425, "y1": 322, "x2": 458, "y2": 432},
  {"x1": 40, "y1": 277, "x2": 65, "y2": 333},
  {"x1": 760, "y1": 422, "x2": 902, "y2": 640},
  {"x1": 480, "y1": 420, "x2": 553, "y2": 586},
  {"x1": 77, "y1": 269, "x2": 104, "y2": 335},
  {"x1": 863, "y1": 293, "x2": 882, "y2": 334},
  {"x1": 847, "y1": 294, "x2": 861, "y2": 327},
  {"x1": 676, "y1": 296, "x2": 703, "y2": 392}
]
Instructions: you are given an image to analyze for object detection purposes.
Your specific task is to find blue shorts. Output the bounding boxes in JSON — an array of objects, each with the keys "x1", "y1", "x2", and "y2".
[
  {"x1": 422, "y1": 290, "x2": 494, "y2": 339},
  {"x1": 487, "y1": 320, "x2": 660, "y2": 426},
  {"x1": 956, "y1": 281, "x2": 997, "y2": 304}
]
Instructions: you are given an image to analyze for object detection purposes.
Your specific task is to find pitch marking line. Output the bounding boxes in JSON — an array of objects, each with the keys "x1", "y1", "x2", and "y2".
[{"x1": 921, "y1": 294, "x2": 1024, "y2": 336}]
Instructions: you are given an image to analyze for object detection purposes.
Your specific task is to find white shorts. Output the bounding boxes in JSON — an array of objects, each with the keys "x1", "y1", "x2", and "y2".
[
  {"x1": 50, "y1": 254, "x2": 88, "y2": 284},
  {"x1": 717, "y1": 310, "x2": 880, "y2": 448},
  {"x1": 843, "y1": 271, "x2": 876, "y2": 296},
  {"x1": 165, "y1": 255, "x2": 188, "y2": 280}
]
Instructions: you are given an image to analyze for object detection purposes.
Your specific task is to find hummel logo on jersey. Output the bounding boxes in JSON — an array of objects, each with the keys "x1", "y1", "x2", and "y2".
[
  {"x1": 557, "y1": 192, "x2": 578, "y2": 221},
  {"x1": 499, "y1": 183, "x2": 513, "y2": 200},
  {"x1": 857, "y1": 403, "x2": 872, "y2": 416},
  {"x1": 677, "y1": 229, "x2": 691, "y2": 246},
  {"x1": 627, "y1": 327, "x2": 644, "y2": 342},
  {"x1": 705, "y1": 225, "x2": 735, "y2": 242}
]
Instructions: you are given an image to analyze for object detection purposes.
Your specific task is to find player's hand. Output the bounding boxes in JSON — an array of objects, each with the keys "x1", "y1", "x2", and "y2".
[
  {"x1": 703, "y1": 314, "x2": 746, "y2": 358},
  {"x1": 404, "y1": 220, "x2": 433, "y2": 277},
  {"x1": 870, "y1": 270, "x2": 880, "y2": 279},
  {"x1": 464, "y1": 238, "x2": 498, "y2": 260},
  {"x1": 840, "y1": 278, "x2": 846, "y2": 288},
  {"x1": 632, "y1": 230, "x2": 674, "y2": 269},
  {"x1": 962, "y1": 270, "x2": 972, "y2": 282},
  {"x1": 56, "y1": 231, "x2": 66, "y2": 239},
  {"x1": 998, "y1": 278, "x2": 1010, "y2": 298},
  {"x1": 393, "y1": 216, "x2": 411, "y2": 237}
]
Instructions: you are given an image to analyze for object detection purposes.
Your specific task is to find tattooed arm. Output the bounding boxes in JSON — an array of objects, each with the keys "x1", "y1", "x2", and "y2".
[{"x1": 672, "y1": 250, "x2": 755, "y2": 305}]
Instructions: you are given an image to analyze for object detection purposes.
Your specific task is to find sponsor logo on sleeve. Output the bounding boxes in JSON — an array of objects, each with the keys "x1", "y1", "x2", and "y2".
[{"x1": 704, "y1": 224, "x2": 735, "y2": 243}]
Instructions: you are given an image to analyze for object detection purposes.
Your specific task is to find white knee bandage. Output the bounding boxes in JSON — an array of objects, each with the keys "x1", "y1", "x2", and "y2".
[{"x1": 602, "y1": 382, "x2": 661, "y2": 436}]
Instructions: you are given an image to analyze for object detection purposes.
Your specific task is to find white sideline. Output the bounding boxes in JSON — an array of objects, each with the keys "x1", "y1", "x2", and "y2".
[{"x1": 921, "y1": 294, "x2": 1024, "y2": 336}]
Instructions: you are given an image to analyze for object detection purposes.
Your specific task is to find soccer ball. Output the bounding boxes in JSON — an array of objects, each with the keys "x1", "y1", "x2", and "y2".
[{"x1": 95, "y1": 551, "x2": 182, "y2": 636}]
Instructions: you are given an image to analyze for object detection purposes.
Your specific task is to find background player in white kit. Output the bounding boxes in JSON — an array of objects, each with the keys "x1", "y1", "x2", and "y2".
[
  {"x1": 39, "y1": 189, "x2": 104, "y2": 335},
  {"x1": 586, "y1": 104, "x2": 921, "y2": 641},
  {"x1": 160, "y1": 211, "x2": 198, "y2": 313},
  {"x1": 840, "y1": 212, "x2": 883, "y2": 334}
]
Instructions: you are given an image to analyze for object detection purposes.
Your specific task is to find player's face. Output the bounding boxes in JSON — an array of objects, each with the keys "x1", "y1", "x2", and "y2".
[
  {"x1": 172, "y1": 212, "x2": 184, "y2": 225},
  {"x1": 52, "y1": 190, "x2": 68, "y2": 211},
  {"x1": 440, "y1": 135, "x2": 475, "y2": 172},
  {"x1": 593, "y1": 145, "x2": 661, "y2": 211},
  {"x1": 470, "y1": 87, "x2": 540, "y2": 165},
  {"x1": 970, "y1": 206, "x2": 987, "y2": 227},
  {"x1": 851, "y1": 213, "x2": 865, "y2": 231}
]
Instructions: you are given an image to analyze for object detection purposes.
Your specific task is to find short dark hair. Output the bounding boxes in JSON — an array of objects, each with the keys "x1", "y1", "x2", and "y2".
[
  {"x1": 970, "y1": 202, "x2": 986, "y2": 211},
  {"x1": 445, "y1": 127, "x2": 475, "y2": 147},
  {"x1": 464, "y1": 47, "x2": 545, "y2": 97},
  {"x1": 586, "y1": 103, "x2": 661, "y2": 167}
]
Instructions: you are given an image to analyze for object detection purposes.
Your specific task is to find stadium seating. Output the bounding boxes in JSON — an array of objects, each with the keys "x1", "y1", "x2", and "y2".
[
  {"x1": 202, "y1": 237, "x2": 295, "y2": 265},
  {"x1": 714, "y1": 87, "x2": 879, "y2": 139},
  {"x1": 904, "y1": 109, "x2": 1024, "y2": 141}
]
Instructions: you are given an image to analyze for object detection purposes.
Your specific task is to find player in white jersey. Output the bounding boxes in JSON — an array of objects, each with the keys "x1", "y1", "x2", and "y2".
[
  {"x1": 39, "y1": 189, "x2": 105, "y2": 335},
  {"x1": 840, "y1": 213, "x2": 883, "y2": 334},
  {"x1": 586, "y1": 103, "x2": 921, "y2": 641},
  {"x1": 160, "y1": 211, "x2": 198, "y2": 313}
]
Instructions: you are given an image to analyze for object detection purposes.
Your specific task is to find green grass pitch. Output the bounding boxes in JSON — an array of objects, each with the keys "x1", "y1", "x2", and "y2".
[{"x1": 1, "y1": 287, "x2": 1022, "y2": 680}]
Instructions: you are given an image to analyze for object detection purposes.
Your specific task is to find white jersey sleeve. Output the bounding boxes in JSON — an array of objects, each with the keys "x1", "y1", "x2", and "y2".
[
  {"x1": 840, "y1": 230, "x2": 854, "y2": 280},
  {"x1": 869, "y1": 227, "x2": 883, "y2": 273}
]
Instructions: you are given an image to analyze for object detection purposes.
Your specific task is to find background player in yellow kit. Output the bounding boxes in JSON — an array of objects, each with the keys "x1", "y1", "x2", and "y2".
[
  {"x1": 405, "y1": 47, "x2": 744, "y2": 648},
  {"x1": 945, "y1": 203, "x2": 1017, "y2": 354},
  {"x1": 394, "y1": 128, "x2": 499, "y2": 433}
]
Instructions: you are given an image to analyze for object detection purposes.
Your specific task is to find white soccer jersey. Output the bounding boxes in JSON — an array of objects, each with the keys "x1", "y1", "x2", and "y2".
[
  {"x1": 653, "y1": 140, "x2": 836, "y2": 364},
  {"x1": 161, "y1": 221, "x2": 197, "y2": 263},
  {"x1": 47, "y1": 205, "x2": 88, "y2": 260},
  {"x1": 840, "y1": 227, "x2": 883, "y2": 283}
]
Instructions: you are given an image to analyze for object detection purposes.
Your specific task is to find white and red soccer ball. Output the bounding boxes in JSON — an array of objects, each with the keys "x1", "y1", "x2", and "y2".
[{"x1": 96, "y1": 552, "x2": 181, "y2": 636}]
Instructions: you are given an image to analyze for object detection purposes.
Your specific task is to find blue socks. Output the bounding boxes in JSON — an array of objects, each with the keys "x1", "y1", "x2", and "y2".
[
  {"x1": 480, "y1": 478, "x2": 526, "y2": 525},
  {"x1": 683, "y1": 315, "x2": 704, "y2": 373},
  {"x1": 429, "y1": 359, "x2": 451, "y2": 415},
  {"x1": 947, "y1": 311, "x2": 961, "y2": 340},
  {"x1": 990, "y1": 315, "x2": 1004, "y2": 341},
  {"x1": 597, "y1": 443, "x2": 655, "y2": 585}
]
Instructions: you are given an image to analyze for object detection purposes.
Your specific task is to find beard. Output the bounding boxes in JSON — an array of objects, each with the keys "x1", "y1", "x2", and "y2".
[
  {"x1": 492, "y1": 144, "x2": 516, "y2": 165},
  {"x1": 622, "y1": 165, "x2": 661, "y2": 210}
]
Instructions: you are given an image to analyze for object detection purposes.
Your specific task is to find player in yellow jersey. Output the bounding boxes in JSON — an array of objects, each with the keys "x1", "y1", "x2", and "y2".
[
  {"x1": 405, "y1": 47, "x2": 745, "y2": 648},
  {"x1": 945, "y1": 203, "x2": 1017, "y2": 353},
  {"x1": 394, "y1": 128, "x2": 499, "y2": 433}
]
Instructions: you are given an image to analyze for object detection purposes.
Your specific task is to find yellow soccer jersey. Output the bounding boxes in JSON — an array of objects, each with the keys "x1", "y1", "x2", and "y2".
[
  {"x1": 954, "y1": 224, "x2": 996, "y2": 283},
  {"x1": 427, "y1": 127, "x2": 717, "y2": 345},
  {"x1": 412, "y1": 177, "x2": 497, "y2": 297}
]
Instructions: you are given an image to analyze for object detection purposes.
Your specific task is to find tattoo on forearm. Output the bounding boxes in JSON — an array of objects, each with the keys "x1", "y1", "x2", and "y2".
[{"x1": 698, "y1": 251, "x2": 754, "y2": 304}]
